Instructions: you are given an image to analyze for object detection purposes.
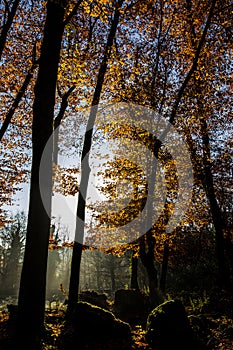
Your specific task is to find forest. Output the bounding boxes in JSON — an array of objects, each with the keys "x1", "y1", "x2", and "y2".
[{"x1": 0, "y1": 0, "x2": 232, "y2": 349}]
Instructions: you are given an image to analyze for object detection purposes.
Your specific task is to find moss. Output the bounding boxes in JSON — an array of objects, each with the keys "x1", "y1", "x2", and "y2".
[
  {"x1": 59, "y1": 302, "x2": 132, "y2": 349},
  {"x1": 146, "y1": 300, "x2": 199, "y2": 350},
  {"x1": 78, "y1": 291, "x2": 109, "y2": 310}
]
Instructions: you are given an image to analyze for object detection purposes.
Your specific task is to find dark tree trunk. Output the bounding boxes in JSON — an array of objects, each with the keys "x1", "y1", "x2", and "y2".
[
  {"x1": 147, "y1": 265, "x2": 159, "y2": 307},
  {"x1": 17, "y1": 1, "x2": 66, "y2": 346},
  {"x1": 139, "y1": 231, "x2": 158, "y2": 307},
  {"x1": 179, "y1": 0, "x2": 228, "y2": 286},
  {"x1": 0, "y1": 0, "x2": 20, "y2": 60},
  {"x1": 67, "y1": 0, "x2": 124, "y2": 314},
  {"x1": 160, "y1": 243, "x2": 169, "y2": 293},
  {"x1": 0, "y1": 57, "x2": 38, "y2": 142},
  {"x1": 53, "y1": 86, "x2": 75, "y2": 163},
  {"x1": 225, "y1": 233, "x2": 233, "y2": 273},
  {"x1": 130, "y1": 251, "x2": 139, "y2": 290},
  {"x1": 200, "y1": 116, "x2": 230, "y2": 287}
]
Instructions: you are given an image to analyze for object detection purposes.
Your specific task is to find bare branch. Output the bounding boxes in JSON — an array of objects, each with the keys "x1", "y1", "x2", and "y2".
[
  {"x1": 0, "y1": 0, "x2": 20, "y2": 60},
  {"x1": 0, "y1": 53, "x2": 39, "y2": 141},
  {"x1": 169, "y1": 0, "x2": 217, "y2": 126}
]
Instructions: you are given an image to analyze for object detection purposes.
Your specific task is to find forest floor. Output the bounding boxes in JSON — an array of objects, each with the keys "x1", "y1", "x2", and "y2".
[
  {"x1": 0, "y1": 291, "x2": 232, "y2": 350},
  {"x1": 42, "y1": 310, "x2": 233, "y2": 350}
]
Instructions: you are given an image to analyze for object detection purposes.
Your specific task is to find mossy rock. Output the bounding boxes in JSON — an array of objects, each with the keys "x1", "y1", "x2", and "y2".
[
  {"x1": 59, "y1": 302, "x2": 131, "y2": 349},
  {"x1": 114, "y1": 289, "x2": 150, "y2": 325},
  {"x1": 146, "y1": 299, "x2": 201, "y2": 350},
  {"x1": 79, "y1": 290, "x2": 109, "y2": 310}
]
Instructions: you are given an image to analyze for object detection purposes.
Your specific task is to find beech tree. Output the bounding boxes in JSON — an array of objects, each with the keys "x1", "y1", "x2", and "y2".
[
  {"x1": 68, "y1": 0, "x2": 124, "y2": 313},
  {"x1": 82, "y1": 0, "x2": 232, "y2": 299},
  {"x1": 0, "y1": 0, "x2": 46, "y2": 224},
  {"x1": 17, "y1": 1, "x2": 68, "y2": 346},
  {"x1": 0, "y1": 2, "x2": 231, "y2": 344}
]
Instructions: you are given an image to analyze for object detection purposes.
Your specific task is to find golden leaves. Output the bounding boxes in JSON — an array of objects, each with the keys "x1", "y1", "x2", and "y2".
[{"x1": 52, "y1": 164, "x2": 80, "y2": 196}]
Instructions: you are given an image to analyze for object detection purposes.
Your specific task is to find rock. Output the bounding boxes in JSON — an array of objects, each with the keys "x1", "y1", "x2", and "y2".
[
  {"x1": 146, "y1": 299, "x2": 200, "y2": 350},
  {"x1": 79, "y1": 290, "x2": 109, "y2": 310},
  {"x1": 7, "y1": 304, "x2": 18, "y2": 322},
  {"x1": 114, "y1": 289, "x2": 150, "y2": 325},
  {"x1": 59, "y1": 302, "x2": 132, "y2": 350}
]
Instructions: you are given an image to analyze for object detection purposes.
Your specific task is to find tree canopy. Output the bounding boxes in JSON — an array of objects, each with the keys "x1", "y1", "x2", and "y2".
[{"x1": 0, "y1": 0, "x2": 232, "y2": 348}]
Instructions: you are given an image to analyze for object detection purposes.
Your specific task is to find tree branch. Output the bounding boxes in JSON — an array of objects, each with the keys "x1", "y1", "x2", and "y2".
[
  {"x1": 54, "y1": 85, "x2": 76, "y2": 129},
  {"x1": 0, "y1": 0, "x2": 20, "y2": 60},
  {"x1": 0, "y1": 57, "x2": 39, "y2": 142},
  {"x1": 63, "y1": 0, "x2": 83, "y2": 27},
  {"x1": 169, "y1": 0, "x2": 217, "y2": 125}
]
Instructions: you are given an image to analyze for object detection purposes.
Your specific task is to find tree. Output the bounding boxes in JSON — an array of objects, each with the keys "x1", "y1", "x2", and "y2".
[
  {"x1": 67, "y1": 0, "x2": 124, "y2": 313},
  {"x1": 17, "y1": 0, "x2": 68, "y2": 346},
  {"x1": 0, "y1": 2, "x2": 231, "y2": 343},
  {"x1": 130, "y1": 250, "x2": 139, "y2": 290},
  {"x1": 84, "y1": 0, "x2": 232, "y2": 301},
  {"x1": 0, "y1": 0, "x2": 45, "y2": 224},
  {"x1": 173, "y1": 0, "x2": 232, "y2": 286}
]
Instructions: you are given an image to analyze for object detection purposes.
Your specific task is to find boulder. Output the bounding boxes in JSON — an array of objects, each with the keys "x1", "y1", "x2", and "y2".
[
  {"x1": 146, "y1": 299, "x2": 200, "y2": 350},
  {"x1": 114, "y1": 289, "x2": 150, "y2": 325},
  {"x1": 7, "y1": 304, "x2": 18, "y2": 322},
  {"x1": 59, "y1": 302, "x2": 132, "y2": 350},
  {"x1": 79, "y1": 290, "x2": 109, "y2": 310}
]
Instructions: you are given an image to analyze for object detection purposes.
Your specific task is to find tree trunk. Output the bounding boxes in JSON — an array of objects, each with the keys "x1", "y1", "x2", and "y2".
[
  {"x1": 0, "y1": 57, "x2": 38, "y2": 142},
  {"x1": 130, "y1": 251, "x2": 139, "y2": 290},
  {"x1": 147, "y1": 264, "x2": 159, "y2": 307},
  {"x1": 225, "y1": 233, "x2": 233, "y2": 273},
  {"x1": 160, "y1": 243, "x2": 169, "y2": 293},
  {"x1": 0, "y1": 0, "x2": 20, "y2": 60},
  {"x1": 139, "y1": 231, "x2": 158, "y2": 307},
  {"x1": 53, "y1": 86, "x2": 75, "y2": 163},
  {"x1": 17, "y1": 1, "x2": 66, "y2": 346},
  {"x1": 67, "y1": 0, "x2": 124, "y2": 314},
  {"x1": 200, "y1": 116, "x2": 229, "y2": 287}
]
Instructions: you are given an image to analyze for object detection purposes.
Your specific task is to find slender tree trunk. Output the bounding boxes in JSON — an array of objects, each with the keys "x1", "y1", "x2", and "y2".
[
  {"x1": 0, "y1": 0, "x2": 20, "y2": 60},
  {"x1": 139, "y1": 231, "x2": 158, "y2": 307},
  {"x1": 17, "y1": 1, "x2": 66, "y2": 347},
  {"x1": 130, "y1": 251, "x2": 139, "y2": 290},
  {"x1": 184, "y1": 0, "x2": 229, "y2": 287},
  {"x1": 160, "y1": 242, "x2": 169, "y2": 293},
  {"x1": 225, "y1": 233, "x2": 233, "y2": 273},
  {"x1": 53, "y1": 86, "x2": 75, "y2": 163},
  {"x1": 0, "y1": 58, "x2": 38, "y2": 142},
  {"x1": 147, "y1": 264, "x2": 159, "y2": 307},
  {"x1": 200, "y1": 116, "x2": 229, "y2": 287},
  {"x1": 67, "y1": 0, "x2": 124, "y2": 314}
]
